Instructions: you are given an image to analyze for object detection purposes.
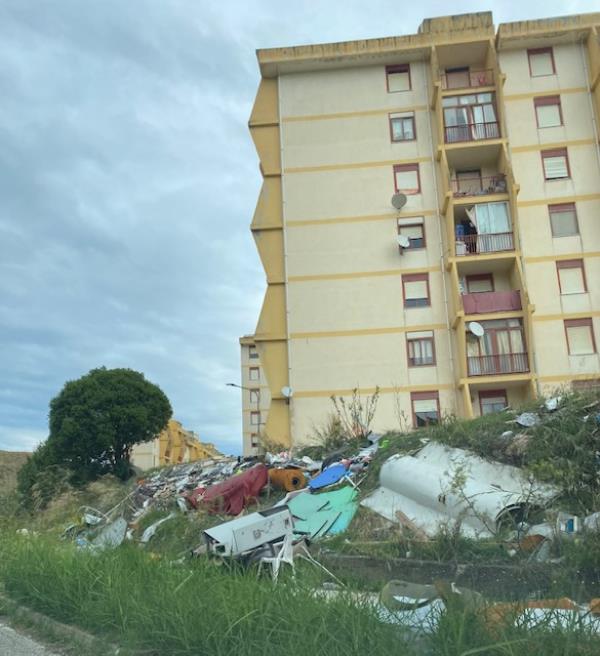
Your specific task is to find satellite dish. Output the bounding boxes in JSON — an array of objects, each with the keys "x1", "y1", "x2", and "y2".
[
  {"x1": 468, "y1": 321, "x2": 485, "y2": 338},
  {"x1": 281, "y1": 386, "x2": 293, "y2": 399},
  {"x1": 397, "y1": 234, "x2": 411, "y2": 249},
  {"x1": 391, "y1": 192, "x2": 407, "y2": 210}
]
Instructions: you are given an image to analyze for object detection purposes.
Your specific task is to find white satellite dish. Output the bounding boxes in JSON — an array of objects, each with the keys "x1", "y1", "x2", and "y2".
[
  {"x1": 281, "y1": 386, "x2": 293, "y2": 399},
  {"x1": 468, "y1": 321, "x2": 485, "y2": 338},
  {"x1": 391, "y1": 192, "x2": 407, "y2": 210},
  {"x1": 397, "y1": 234, "x2": 411, "y2": 249}
]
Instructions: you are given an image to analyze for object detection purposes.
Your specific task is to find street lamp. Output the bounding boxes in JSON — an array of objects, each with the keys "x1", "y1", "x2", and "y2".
[{"x1": 226, "y1": 382, "x2": 261, "y2": 449}]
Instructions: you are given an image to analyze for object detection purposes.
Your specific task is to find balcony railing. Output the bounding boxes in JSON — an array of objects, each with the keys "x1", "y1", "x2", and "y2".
[
  {"x1": 444, "y1": 121, "x2": 500, "y2": 144},
  {"x1": 462, "y1": 290, "x2": 522, "y2": 315},
  {"x1": 467, "y1": 353, "x2": 529, "y2": 376},
  {"x1": 455, "y1": 232, "x2": 514, "y2": 256},
  {"x1": 441, "y1": 69, "x2": 494, "y2": 90},
  {"x1": 451, "y1": 174, "x2": 507, "y2": 197}
]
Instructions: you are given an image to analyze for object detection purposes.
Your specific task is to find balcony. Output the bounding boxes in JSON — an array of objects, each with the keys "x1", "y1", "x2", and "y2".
[
  {"x1": 445, "y1": 121, "x2": 500, "y2": 144},
  {"x1": 455, "y1": 232, "x2": 514, "y2": 256},
  {"x1": 462, "y1": 290, "x2": 522, "y2": 315},
  {"x1": 441, "y1": 69, "x2": 494, "y2": 90},
  {"x1": 467, "y1": 353, "x2": 529, "y2": 377},
  {"x1": 451, "y1": 174, "x2": 506, "y2": 198}
]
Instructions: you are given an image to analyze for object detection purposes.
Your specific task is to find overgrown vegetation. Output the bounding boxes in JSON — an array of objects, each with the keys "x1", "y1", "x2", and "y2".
[
  {"x1": 17, "y1": 367, "x2": 172, "y2": 508},
  {"x1": 1, "y1": 531, "x2": 599, "y2": 656}
]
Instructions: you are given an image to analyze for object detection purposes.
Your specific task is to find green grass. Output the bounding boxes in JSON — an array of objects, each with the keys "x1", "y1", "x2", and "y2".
[
  {"x1": 0, "y1": 529, "x2": 413, "y2": 656},
  {"x1": 1, "y1": 530, "x2": 599, "y2": 655}
]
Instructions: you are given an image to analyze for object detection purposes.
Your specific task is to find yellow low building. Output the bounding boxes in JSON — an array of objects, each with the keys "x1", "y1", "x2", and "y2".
[{"x1": 131, "y1": 419, "x2": 222, "y2": 471}]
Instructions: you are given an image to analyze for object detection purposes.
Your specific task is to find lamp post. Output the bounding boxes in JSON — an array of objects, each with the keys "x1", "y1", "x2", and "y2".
[{"x1": 226, "y1": 382, "x2": 261, "y2": 451}]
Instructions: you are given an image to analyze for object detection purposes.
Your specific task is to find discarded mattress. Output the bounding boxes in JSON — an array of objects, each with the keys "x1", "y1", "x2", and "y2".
[
  {"x1": 202, "y1": 464, "x2": 268, "y2": 515},
  {"x1": 361, "y1": 442, "x2": 558, "y2": 538},
  {"x1": 287, "y1": 486, "x2": 358, "y2": 540}
]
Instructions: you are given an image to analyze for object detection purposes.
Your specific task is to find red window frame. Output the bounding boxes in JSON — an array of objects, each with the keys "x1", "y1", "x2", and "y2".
[
  {"x1": 479, "y1": 389, "x2": 508, "y2": 415},
  {"x1": 249, "y1": 367, "x2": 260, "y2": 381},
  {"x1": 410, "y1": 391, "x2": 440, "y2": 428},
  {"x1": 393, "y1": 163, "x2": 421, "y2": 195},
  {"x1": 402, "y1": 272, "x2": 430, "y2": 308},
  {"x1": 534, "y1": 95, "x2": 563, "y2": 128},
  {"x1": 541, "y1": 148, "x2": 570, "y2": 181},
  {"x1": 386, "y1": 64, "x2": 411, "y2": 92},
  {"x1": 465, "y1": 273, "x2": 494, "y2": 293},
  {"x1": 549, "y1": 203, "x2": 579, "y2": 237},
  {"x1": 398, "y1": 221, "x2": 426, "y2": 249},
  {"x1": 556, "y1": 259, "x2": 587, "y2": 294},
  {"x1": 527, "y1": 47, "x2": 556, "y2": 77},
  {"x1": 564, "y1": 318, "x2": 597, "y2": 355},
  {"x1": 406, "y1": 333, "x2": 436, "y2": 367},
  {"x1": 250, "y1": 411, "x2": 261, "y2": 426},
  {"x1": 389, "y1": 112, "x2": 417, "y2": 142}
]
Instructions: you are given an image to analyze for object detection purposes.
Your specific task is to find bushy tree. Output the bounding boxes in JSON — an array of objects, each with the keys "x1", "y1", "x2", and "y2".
[
  {"x1": 47, "y1": 367, "x2": 172, "y2": 482},
  {"x1": 18, "y1": 368, "x2": 172, "y2": 501}
]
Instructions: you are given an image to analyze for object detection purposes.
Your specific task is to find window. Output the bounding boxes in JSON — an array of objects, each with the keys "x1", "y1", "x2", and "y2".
[
  {"x1": 542, "y1": 148, "x2": 569, "y2": 180},
  {"x1": 528, "y1": 48, "x2": 555, "y2": 77},
  {"x1": 406, "y1": 331, "x2": 435, "y2": 366},
  {"x1": 442, "y1": 92, "x2": 498, "y2": 142},
  {"x1": 549, "y1": 203, "x2": 579, "y2": 237},
  {"x1": 534, "y1": 95, "x2": 562, "y2": 128},
  {"x1": 386, "y1": 64, "x2": 411, "y2": 92},
  {"x1": 466, "y1": 318, "x2": 528, "y2": 376},
  {"x1": 390, "y1": 112, "x2": 416, "y2": 141},
  {"x1": 248, "y1": 345, "x2": 259, "y2": 359},
  {"x1": 479, "y1": 390, "x2": 508, "y2": 415},
  {"x1": 557, "y1": 259, "x2": 586, "y2": 295},
  {"x1": 250, "y1": 411, "x2": 261, "y2": 426},
  {"x1": 249, "y1": 367, "x2": 260, "y2": 381},
  {"x1": 249, "y1": 389, "x2": 260, "y2": 404},
  {"x1": 565, "y1": 319, "x2": 596, "y2": 355},
  {"x1": 402, "y1": 273, "x2": 430, "y2": 308},
  {"x1": 250, "y1": 433, "x2": 260, "y2": 448},
  {"x1": 393, "y1": 164, "x2": 420, "y2": 194},
  {"x1": 411, "y1": 391, "x2": 440, "y2": 428},
  {"x1": 398, "y1": 219, "x2": 425, "y2": 249},
  {"x1": 444, "y1": 67, "x2": 471, "y2": 89},
  {"x1": 455, "y1": 169, "x2": 482, "y2": 195},
  {"x1": 466, "y1": 274, "x2": 494, "y2": 293}
]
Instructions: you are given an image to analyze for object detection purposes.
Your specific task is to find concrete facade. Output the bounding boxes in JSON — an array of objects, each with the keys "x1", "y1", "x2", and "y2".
[{"x1": 243, "y1": 11, "x2": 600, "y2": 449}]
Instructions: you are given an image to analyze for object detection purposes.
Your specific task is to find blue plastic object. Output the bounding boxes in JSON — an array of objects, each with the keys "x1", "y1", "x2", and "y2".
[{"x1": 309, "y1": 463, "x2": 348, "y2": 491}]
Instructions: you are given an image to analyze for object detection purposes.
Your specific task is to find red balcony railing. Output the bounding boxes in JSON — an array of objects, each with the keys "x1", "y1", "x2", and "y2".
[
  {"x1": 441, "y1": 69, "x2": 494, "y2": 90},
  {"x1": 455, "y1": 232, "x2": 514, "y2": 256},
  {"x1": 451, "y1": 174, "x2": 507, "y2": 197},
  {"x1": 444, "y1": 121, "x2": 500, "y2": 143},
  {"x1": 462, "y1": 290, "x2": 522, "y2": 315},
  {"x1": 467, "y1": 352, "x2": 529, "y2": 376}
]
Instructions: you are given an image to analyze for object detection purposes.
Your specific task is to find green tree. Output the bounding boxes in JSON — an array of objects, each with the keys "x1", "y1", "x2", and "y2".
[{"x1": 46, "y1": 367, "x2": 172, "y2": 482}]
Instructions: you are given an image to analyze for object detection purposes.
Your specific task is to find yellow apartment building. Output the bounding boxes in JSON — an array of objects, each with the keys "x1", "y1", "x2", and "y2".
[
  {"x1": 241, "y1": 11, "x2": 600, "y2": 452},
  {"x1": 239, "y1": 335, "x2": 272, "y2": 455},
  {"x1": 131, "y1": 419, "x2": 222, "y2": 470}
]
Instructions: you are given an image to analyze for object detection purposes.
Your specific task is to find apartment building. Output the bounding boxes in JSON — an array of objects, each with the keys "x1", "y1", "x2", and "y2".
[
  {"x1": 239, "y1": 335, "x2": 272, "y2": 455},
  {"x1": 242, "y1": 11, "x2": 600, "y2": 451}
]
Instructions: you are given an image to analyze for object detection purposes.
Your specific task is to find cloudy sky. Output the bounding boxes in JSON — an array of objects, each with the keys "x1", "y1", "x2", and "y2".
[{"x1": 0, "y1": 0, "x2": 596, "y2": 454}]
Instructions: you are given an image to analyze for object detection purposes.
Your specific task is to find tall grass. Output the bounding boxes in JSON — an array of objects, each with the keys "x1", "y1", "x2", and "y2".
[
  {"x1": 1, "y1": 532, "x2": 599, "y2": 655},
  {"x1": 0, "y1": 531, "x2": 412, "y2": 656}
]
